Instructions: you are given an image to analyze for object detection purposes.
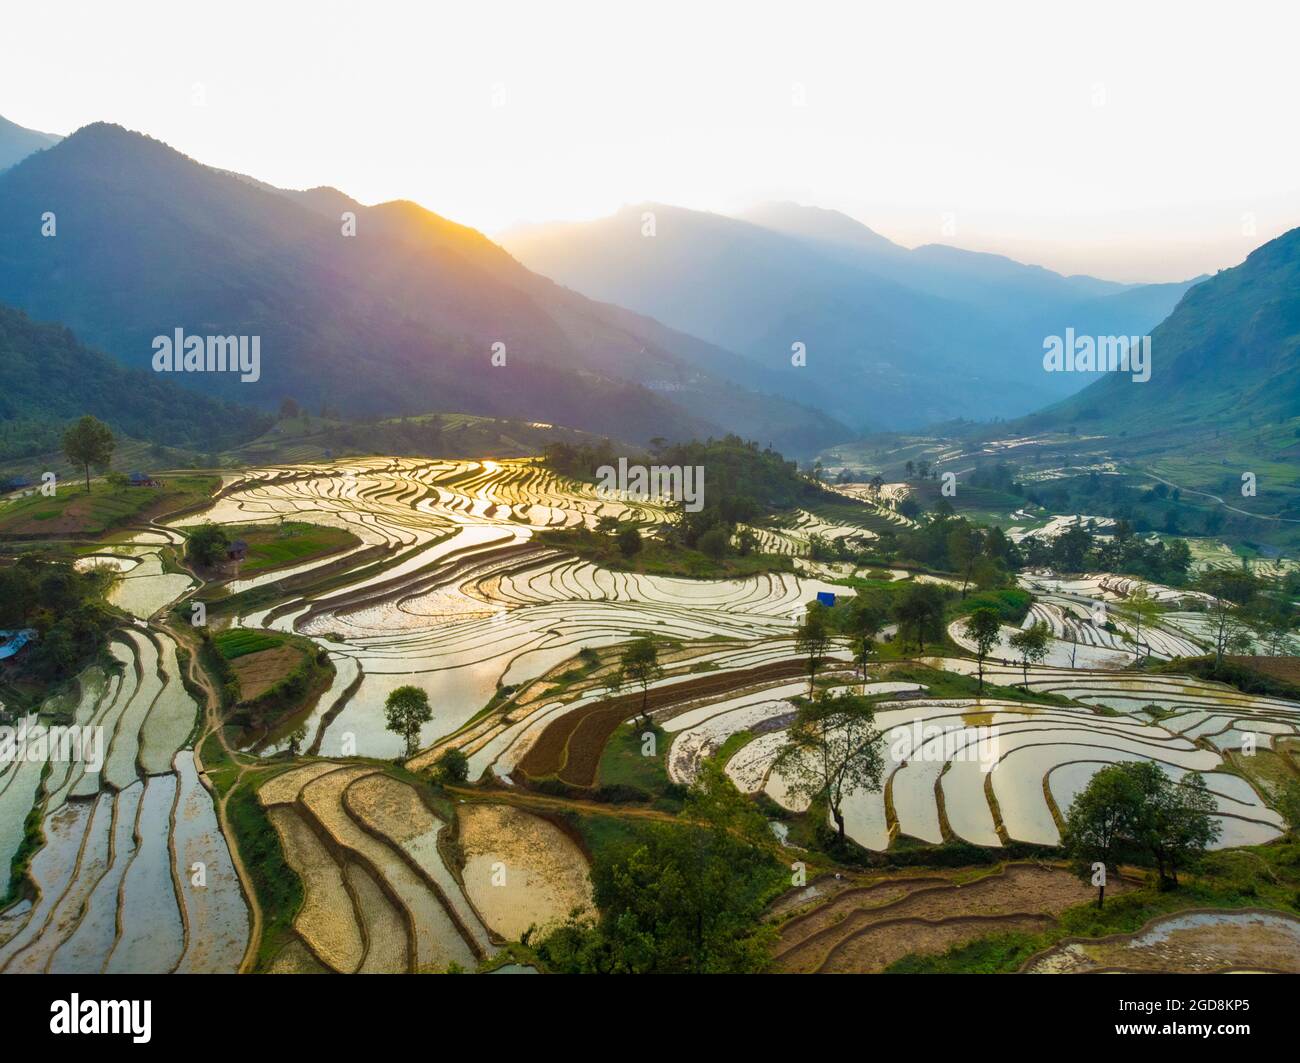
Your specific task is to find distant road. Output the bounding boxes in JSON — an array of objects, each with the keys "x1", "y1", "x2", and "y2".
[{"x1": 1144, "y1": 471, "x2": 1300, "y2": 524}]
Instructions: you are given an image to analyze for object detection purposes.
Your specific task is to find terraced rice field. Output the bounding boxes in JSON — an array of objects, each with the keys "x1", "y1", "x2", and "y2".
[
  {"x1": 773, "y1": 864, "x2": 1108, "y2": 973},
  {"x1": 10, "y1": 458, "x2": 1291, "y2": 978},
  {"x1": 1022, "y1": 908, "x2": 1300, "y2": 973},
  {"x1": 457, "y1": 803, "x2": 592, "y2": 939},
  {"x1": 178, "y1": 458, "x2": 851, "y2": 758},
  {"x1": 711, "y1": 658, "x2": 1293, "y2": 852},
  {"x1": 0, "y1": 630, "x2": 248, "y2": 973},
  {"x1": 257, "y1": 763, "x2": 492, "y2": 972}
]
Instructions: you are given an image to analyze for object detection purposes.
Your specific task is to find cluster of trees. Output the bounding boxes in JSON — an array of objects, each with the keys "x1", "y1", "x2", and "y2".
[
  {"x1": 872, "y1": 512, "x2": 1019, "y2": 590},
  {"x1": 544, "y1": 435, "x2": 827, "y2": 562},
  {"x1": 1193, "y1": 567, "x2": 1297, "y2": 662},
  {"x1": 0, "y1": 557, "x2": 117, "y2": 685},
  {"x1": 535, "y1": 762, "x2": 782, "y2": 972},
  {"x1": 1063, "y1": 761, "x2": 1222, "y2": 903},
  {"x1": 799, "y1": 582, "x2": 952, "y2": 682},
  {"x1": 185, "y1": 524, "x2": 232, "y2": 568},
  {"x1": 1018, "y1": 521, "x2": 1193, "y2": 585},
  {"x1": 1019, "y1": 465, "x2": 1240, "y2": 539},
  {"x1": 307, "y1": 414, "x2": 448, "y2": 458},
  {"x1": 961, "y1": 610, "x2": 1050, "y2": 691}
]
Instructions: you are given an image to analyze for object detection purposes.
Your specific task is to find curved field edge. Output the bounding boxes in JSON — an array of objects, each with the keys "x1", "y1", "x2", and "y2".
[{"x1": 879, "y1": 841, "x2": 1300, "y2": 973}]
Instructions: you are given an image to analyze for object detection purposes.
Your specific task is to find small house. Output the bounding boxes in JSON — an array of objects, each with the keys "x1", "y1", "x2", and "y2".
[
  {"x1": 0, "y1": 629, "x2": 38, "y2": 662},
  {"x1": 227, "y1": 539, "x2": 249, "y2": 562},
  {"x1": 816, "y1": 591, "x2": 837, "y2": 607},
  {"x1": 128, "y1": 471, "x2": 161, "y2": 487}
]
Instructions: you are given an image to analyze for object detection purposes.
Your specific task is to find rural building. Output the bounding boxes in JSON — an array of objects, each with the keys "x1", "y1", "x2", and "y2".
[{"x1": 0, "y1": 628, "x2": 38, "y2": 662}]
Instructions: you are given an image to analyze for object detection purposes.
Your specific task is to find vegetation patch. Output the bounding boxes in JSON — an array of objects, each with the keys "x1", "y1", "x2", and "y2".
[
  {"x1": 205, "y1": 628, "x2": 334, "y2": 746},
  {"x1": 0, "y1": 474, "x2": 218, "y2": 539}
]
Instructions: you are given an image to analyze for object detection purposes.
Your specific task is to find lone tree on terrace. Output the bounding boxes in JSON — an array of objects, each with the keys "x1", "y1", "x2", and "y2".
[
  {"x1": 62, "y1": 414, "x2": 115, "y2": 493},
  {"x1": 1007, "y1": 621, "x2": 1050, "y2": 688},
  {"x1": 1118, "y1": 588, "x2": 1161, "y2": 662},
  {"x1": 962, "y1": 608, "x2": 1001, "y2": 694},
  {"x1": 795, "y1": 605, "x2": 832, "y2": 697},
  {"x1": 1062, "y1": 763, "x2": 1143, "y2": 908},
  {"x1": 384, "y1": 684, "x2": 433, "y2": 759},
  {"x1": 773, "y1": 690, "x2": 883, "y2": 846},
  {"x1": 847, "y1": 597, "x2": 887, "y2": 689},
  {"x1": 618, "y1": 637, "x2": 663, "y2": 727}
]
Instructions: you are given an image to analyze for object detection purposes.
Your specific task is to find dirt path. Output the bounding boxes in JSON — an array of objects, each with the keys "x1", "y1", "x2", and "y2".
[
  {"x1": 1145, "y1": 470, "x2": 1300, "y2": 524},
  {"x1": 169, "y1": 621, "x2": 265, "y2": 973}
]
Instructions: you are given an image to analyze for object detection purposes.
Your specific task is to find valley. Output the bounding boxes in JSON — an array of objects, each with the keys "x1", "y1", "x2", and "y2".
[{"x1": 2, "y1": 448, "x2": 1296, "y2": 975}]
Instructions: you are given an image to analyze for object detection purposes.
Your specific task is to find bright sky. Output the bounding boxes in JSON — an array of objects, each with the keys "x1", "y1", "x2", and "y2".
[{"x1": 5, "y1": 0, "x2": 1297, "y2": 282}]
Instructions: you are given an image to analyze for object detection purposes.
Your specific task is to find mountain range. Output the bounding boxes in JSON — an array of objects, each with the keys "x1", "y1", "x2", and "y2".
[
  {"x1": 0, "y1": 121, "x2": 842, "y2": 454},
  {"x1": 0, "y1": 114, "x2": 1288, "y2": 472},
  {"x1": 501, "y1": 203, "x2": 1201, "y2": 430}
]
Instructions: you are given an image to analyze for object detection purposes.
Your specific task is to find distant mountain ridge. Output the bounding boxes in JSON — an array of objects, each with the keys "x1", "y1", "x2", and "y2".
[
  {"x1": 0, "y1": 114, "x2": 60, "y2": 171},
  {"x1": 501, "y1": 202, "x2": 1199, "y2": 430},
  {"x1": 0, "y1": 122, "x2": 844, "y2": 454}
]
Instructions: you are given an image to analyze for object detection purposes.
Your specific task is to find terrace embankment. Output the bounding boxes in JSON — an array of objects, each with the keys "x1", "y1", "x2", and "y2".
[
  {"x1": 771, "y1": 863, "x2": 1117, "y2": 973},
  {"x1": 515, "y1": 656, "x2": 840, "y2": 787}
]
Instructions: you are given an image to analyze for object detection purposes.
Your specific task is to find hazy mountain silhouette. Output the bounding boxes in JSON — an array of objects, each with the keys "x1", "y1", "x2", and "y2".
[
  {"x1": 502, "y1": 202, "x2": 1197, "y2": 430},
  {"x1": 0, "y1": 124, "x2": 844, "y2": 453},
  {"x1": 0, "y1": 113, "x2": 60, "y2": 171}
]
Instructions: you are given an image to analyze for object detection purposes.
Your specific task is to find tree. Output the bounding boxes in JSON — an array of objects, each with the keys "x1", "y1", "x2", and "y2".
[
  {"x1": 697, "y1": 525, "x2": 730, "y2": 559},
  {"x1": 948, "y1": 526, "x2": 983, "y2": 597},
  {"x1": 892, "y1": 583, "x2": 945, "y2": 654},
  {"x1": 618, "y1": 638, "x2": 663, "y2": 727},
  {"x1": 536, "y1": 761, "x2": 779, "y2": 973},
  {"x1": 1118, "y1": 588, "x2": 1161, "y2": 662},
  {"x1": 384, "y1": 685, "x2": 433, "y2": 759},
  {"x1": 1062, "y1": 763, "x2": 1144, "y2": 908},
  {"x1": 773, "y1": 690, "x2": 884, "y2": 845},
  {"x1": 1007, "y1": 621, "x2": 1050, "y2": 688},
  {"x1": 185, "y1": 523, "x2": 230, "y2": 568},
  {"x1": 962, "y1": 608, "x2": 1002, "y2": 694},
  {"x1": 436, "y1": 747, "x2": 470, "y2": 783},
  {"x1": 279, "y1": 397, "x2": 301, "y2": 419},
  {"x1": 616, "y1": 526, "x2": 642, "y2": 558},
  {"x1": 847, "y1": 598, "x2": 887, "y2": 689},
  {"x1": 1199, "y1": 570, "x2": 1258, "y2": 667},
  {"x1": 286, "y1": 725, "x2": 308, "y2": 758},
  {"x1": 62, "y1": 415, "x2": 115, "y2": 493},
  {"x1": 794, "y1": 606, "x2": 831, "y2": 696},
  {"x1": 1126, "y1": 762, "x2": 1221, "y2": 889}
]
